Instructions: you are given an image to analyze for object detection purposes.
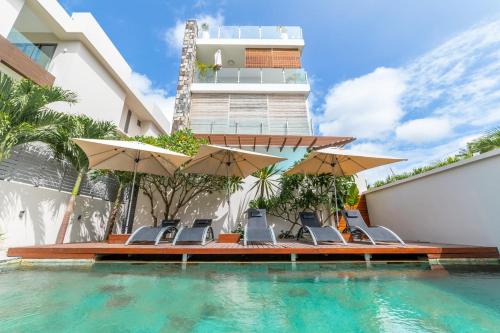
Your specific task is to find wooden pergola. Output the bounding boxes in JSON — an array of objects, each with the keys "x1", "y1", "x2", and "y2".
[{"x1": 193, "y1": 134, "x2": 356, "y2": 151}]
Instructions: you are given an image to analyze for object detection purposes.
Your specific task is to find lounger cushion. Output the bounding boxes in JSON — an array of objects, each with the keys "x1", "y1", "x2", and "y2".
[
  {"x1": 246, "y1": 228, "x2": 273, "y2": 243},
  {"x1": 307, "y1": 227, "x2": 343, "y2": 242},
  {"x1": 176, "y1": 227, "x2": 208, "y2": 242},
  {"x1": 344, "y1": 210, "x2": 360, "y2": 218},
  {"x1": 250, "y1": 210, "x2": 263, "y2": 217},
  {"x1": 299, "y1": 212, "x2": 321, "y2": 228},
  {"x1": 129, "y1": 227, "x2": 161, "y2": 243}
]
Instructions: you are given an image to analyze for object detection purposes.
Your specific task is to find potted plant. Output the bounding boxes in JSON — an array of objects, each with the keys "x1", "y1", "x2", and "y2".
[
  {"x1": 217, "y1": 223, "x2": 243, "y2": 243},
  {"x1": 200, "y1": 23, "x2": 210, "y2": 39}
]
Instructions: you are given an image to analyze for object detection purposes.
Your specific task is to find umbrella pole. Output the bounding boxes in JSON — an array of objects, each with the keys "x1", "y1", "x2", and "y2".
[
  {"x1": 333, "y1": 174, "x2": 339, "y2": 228},
  {"x1": 226, "y1": 152, "x2": 231, "y2": 232},
  {"x1": 125, "y1": 151, "x2": 139, "y2": 231}
]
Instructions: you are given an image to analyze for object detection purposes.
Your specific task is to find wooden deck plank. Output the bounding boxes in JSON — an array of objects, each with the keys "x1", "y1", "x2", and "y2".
[{"x1": 7, "y1": 241, "x2": 499, "y2": 260}]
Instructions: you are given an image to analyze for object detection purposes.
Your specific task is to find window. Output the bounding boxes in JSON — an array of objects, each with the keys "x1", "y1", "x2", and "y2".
[{"x1": 124, "y1": 110, "x2": 132, "y2": 133}]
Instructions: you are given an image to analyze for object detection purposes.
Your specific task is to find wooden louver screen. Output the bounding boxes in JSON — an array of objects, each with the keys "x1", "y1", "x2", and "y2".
[{"x1": 245, "y1": 48, "x2": 301, "y2": 68}]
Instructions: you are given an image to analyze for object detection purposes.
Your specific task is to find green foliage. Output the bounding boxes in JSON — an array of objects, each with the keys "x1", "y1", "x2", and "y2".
[
  {"x1": 47, "y1": 114, "x2": 117, "y2": 174},
  {"x1": 195, "y1": 61, "x2": 218, "y2": 80},
  {"x1": 250, "y1": 164, "x2": 280, "y2": 199},
  {"x1": 0, "y1": 73, "x2": 76, "y2": 161},
  {"x1": 464, "y1": 127, "x2": 500, "y2": 155},
  {"x1": 136, "y1": 130, "x2": 227, "y2": 224},
  {"x1": 249, "y1": 173, "x2": 358, "y2": 234},
  {"x1": 372, "y1": 128, "x2": 500, "y2": 188}
]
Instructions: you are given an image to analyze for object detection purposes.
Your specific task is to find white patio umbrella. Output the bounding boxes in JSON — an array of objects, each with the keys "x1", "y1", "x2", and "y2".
[
  {"x1": 286, "y1": 148, "x2": 406, "y2": 226},
  {"x1": 72, "y1": 138, "x2": 190, "y2": 227},
  {"x1": 182, "y1": 144, "x2": 286, "y2": 228}
]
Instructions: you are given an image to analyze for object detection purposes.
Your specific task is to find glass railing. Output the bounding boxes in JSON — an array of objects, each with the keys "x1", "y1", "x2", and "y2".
[
  {"x1": 7, "y1": 29, "x2": 54, "y2": 69},
  {"x1": 197, "y1": 26, "x2": 303, "y2": 40},
  {"x1": 190, "y1": 120, "x2": 312, "y2": 135},
  {"x1": 193, "y1": 68, "x2": 308, "y2": 84}
]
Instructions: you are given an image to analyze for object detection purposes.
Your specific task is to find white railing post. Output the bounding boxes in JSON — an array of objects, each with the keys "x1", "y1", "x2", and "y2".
[
  {"x1": 304, "y1": 70, "x2": 308, "y2": 84},
  {"x1": 235, "y1": 122, "x2": 238, "y2": 134},
  {"x1": 260, "y1": 69, "x2": 263, "y2": 84},
  {"x1": 237, "y1": 68, "x2": 240, "y2": 83},
  {"x1": 285, "y1": 120, "x2": 288, "y2": 135},
  {"x1": 215, "y1": 70, "x2": 218, "y2": 83},
  {"x1": 238, "y1": 27, "x2": 241, "y2": 39},
  {"x1": 282, "y1": 68, "x2": 286, "y2": 83},
  {"x1": 259, "y1": 27, "x2": 262, "y2": 39}
]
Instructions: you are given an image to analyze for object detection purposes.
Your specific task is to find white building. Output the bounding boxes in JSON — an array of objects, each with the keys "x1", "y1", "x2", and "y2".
[{"x1": 0, "y1": 0, "x2": 172, "y2": 135}]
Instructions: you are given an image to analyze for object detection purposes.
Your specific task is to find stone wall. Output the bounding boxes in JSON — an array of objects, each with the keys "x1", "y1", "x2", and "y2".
[{"x1": 172, "y1": 20, "x2": 197, "y2": 131}]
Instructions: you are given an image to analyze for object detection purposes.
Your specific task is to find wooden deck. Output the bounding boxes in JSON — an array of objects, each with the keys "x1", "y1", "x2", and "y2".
[{"x1": 7, "y1": 241, "x2": 499, "y2": 261}]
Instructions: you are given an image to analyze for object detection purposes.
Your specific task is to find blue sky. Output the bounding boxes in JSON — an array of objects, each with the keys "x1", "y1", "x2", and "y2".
[{"x1": 60, "y1": 0, "x2": 500, "y2": 183}]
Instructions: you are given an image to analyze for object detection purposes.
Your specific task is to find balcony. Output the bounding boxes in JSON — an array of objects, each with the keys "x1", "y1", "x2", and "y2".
[
  {"x1": 7, "y1": 29, "x2": 55, "y2": 70},
  {"x1": 194, "y1": 68, "x2": 308, "y2": 84},
  {"x1": 190, "y1": 120, "x2": 312, "y2": 136},
  {"x1": 198, "y1": 26, "x2": 303, "y2": 40}
]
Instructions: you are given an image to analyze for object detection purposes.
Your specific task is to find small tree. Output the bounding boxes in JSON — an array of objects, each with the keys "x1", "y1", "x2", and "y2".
[
  {"x1": 0, "y1": 73, "x2": 76, "y2": 161},
  {"x1": 250, "y1": 173, "x2": 358, "y2": 236},
  {"x1": 136, "y1": 130, "x2": 227, "y2": 225}
]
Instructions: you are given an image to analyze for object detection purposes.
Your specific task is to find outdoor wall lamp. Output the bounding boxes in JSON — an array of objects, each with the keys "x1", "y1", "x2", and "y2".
[{"x1": 19, "y1": 210, "x2": 26, "y2": 218}]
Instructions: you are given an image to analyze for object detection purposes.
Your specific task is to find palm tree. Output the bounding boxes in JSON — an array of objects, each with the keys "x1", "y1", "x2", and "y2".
[
  {"x1": 101, "y1": 171, "x2": 134, "y2": 240},
  {"x1": 48, "y1": 114, "x2": 117, "y2": 244},
  {"x1": 250, "y1": 164, "x2": 280, "y2": 199},
  {"x1": 0, "y1": 73, "x2": 76, "y2": 161}
]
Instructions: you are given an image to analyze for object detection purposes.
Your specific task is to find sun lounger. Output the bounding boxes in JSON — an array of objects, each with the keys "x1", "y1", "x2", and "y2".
[
  {"x1": 297, "y1": 212, "x2": 346, "y2": 245},
  {"x1": 125, "y1": 219, "x2": 180, "y2": 246},
  {"x1": 172, "y1": 219, "x2": 214, "y2": 245},
  {"x1": 342, "y1": 209, "x2": 405, "y2": 245},
  {"x1": 244, "y1": 209, "x2": 277, "y2": 246}
]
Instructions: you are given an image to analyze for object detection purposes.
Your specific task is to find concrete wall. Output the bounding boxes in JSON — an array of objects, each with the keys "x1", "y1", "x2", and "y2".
[
  {"x1": 0, "y1": 0, "x2": 24, "y2": 37},
  {"x1": 0, "y1": 180, "x2": 111, "y2": 248},
  {"x1": 365, "y1": 149, "x2": 500, "y2": 249}
]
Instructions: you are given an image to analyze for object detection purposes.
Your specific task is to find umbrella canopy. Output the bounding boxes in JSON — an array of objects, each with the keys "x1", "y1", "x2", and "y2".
[
  {"x1": 285, "y1": 147, "x2": 405, "y2": 227},
  {"x1": 182, "y1": 144, "x2": 286, "y2": 230},
  {"x1": 72, "y1": 138, "x2": 190, "y2": 176},
  {"x1": 183, "y1": 144, "x2": 286, "y2": 177},
  {"x1": 285, "y1": 148, "x2": 406, "y2": 176}
]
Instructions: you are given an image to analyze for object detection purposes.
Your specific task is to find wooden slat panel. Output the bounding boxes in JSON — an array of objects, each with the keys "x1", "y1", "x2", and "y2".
[
  {"x1": 245, "y1": 48, "x2": 272, "y2": 68},
  {"x1": 268, "y1": 95, "x2": 309, "y2": 135},
  {"x1": 0, "y1": 35, "x2": 55, "y2": 86},
  {"x1": 271, "y1": 49, "x2": 301, "y2": 68}
]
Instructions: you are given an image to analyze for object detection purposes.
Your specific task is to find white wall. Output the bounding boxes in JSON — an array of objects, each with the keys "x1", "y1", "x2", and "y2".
[
  {"x1": 132, "y1": 176, "x2": 294, "y2": 237},
  {"x1": 0, "y1": 0, "x2": 24, "y2": 37},
  {"x1": 0, "y1": 181, "x2": 111, "y2": 248},
  {"x1": 365, "y1": 149, "x2": 500, "y2": 249},
  {"x1": 49, "y1": 41, "x2": 127, "y2": 125}
]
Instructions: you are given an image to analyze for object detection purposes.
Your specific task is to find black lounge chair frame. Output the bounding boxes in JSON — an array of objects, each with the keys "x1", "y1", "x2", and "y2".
[
  {"x1": 243, "y1": 208, "x2": 277, "y2": 246},
  {"x1": 172, "y1": 219, "x2": 214, "y2": 246},
  {"x1": 297, "y1": 212, "x2": 347, "y2": 246},
  {"x1": 125, "y1": 219, "x2": 180, "y2": 246},
  {"x1": 342, "y1": 209, "x2": 405, "y2": 245}
]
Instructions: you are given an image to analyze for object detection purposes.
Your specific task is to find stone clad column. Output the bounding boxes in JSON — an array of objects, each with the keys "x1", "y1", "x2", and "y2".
[{"x1": 172, "y1": 20, "x2": 197, "y2": 132}]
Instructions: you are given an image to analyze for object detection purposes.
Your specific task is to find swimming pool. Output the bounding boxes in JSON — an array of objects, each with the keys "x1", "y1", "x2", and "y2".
[{"x1": 0, "y1": 262, "x2": 499, "y2": 332}]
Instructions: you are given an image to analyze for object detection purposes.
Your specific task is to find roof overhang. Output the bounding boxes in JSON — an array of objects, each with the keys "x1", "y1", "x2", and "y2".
[{"x1": 193, "y1": 134, "x2": 355, "y2": 151}]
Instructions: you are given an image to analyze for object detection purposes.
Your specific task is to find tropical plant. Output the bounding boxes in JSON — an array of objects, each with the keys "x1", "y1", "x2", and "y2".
[
  {"x1": 48, "y1": 114, "x2": 117, "y2": 243},
  {"x1": 250, "y1": 164, "x2": 280, "y2": 199},
  {"x1": 465, "y1": 127, "x2": 500, "y2": 154},
  {"x1": 136, "y1": 130, "x2": 227, "y2": 225},
  {"x1": 0, "y1": 73, "x2": 76, "y2": 161},
  {"x1": 249, "y1": 173, "x2": 358, "y2": 235},
  {"x1": 195, "y1": 61, "x2": 218, "y2": 80},
  {"x1": 372, "y1": 128, "x2": 500, "y2": 188}
]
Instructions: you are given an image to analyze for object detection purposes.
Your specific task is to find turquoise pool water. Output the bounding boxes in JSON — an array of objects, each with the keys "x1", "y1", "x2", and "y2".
[{"x1": 0, "y1": 262, "x2": 499, "y2": 332}]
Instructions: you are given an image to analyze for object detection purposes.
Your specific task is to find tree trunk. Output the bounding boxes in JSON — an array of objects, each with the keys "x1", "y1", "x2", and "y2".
[
  {"x1": 56, "y1": 172, "x2": 83, "y2": 244},
  {"x1": 103, "y1": 182, "x2": 124, "y2": 240}
]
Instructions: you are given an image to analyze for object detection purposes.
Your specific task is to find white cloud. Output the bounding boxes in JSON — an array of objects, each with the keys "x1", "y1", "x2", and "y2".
[
  {"x1": 129, "y1": 72, "x2": 175, "y2": 122},
  {"x1": 317, "y1": 19, "x2": 500, "y2": 184},
  {"x1": 164, "y1": 13, "x2": 224, "y2": 50},
  {"x1": 318, "y1": 67, "x2": 406, "y2": 139},
  {"x1": 396, "y1": 117, "x2": 452, "y2": 143}
]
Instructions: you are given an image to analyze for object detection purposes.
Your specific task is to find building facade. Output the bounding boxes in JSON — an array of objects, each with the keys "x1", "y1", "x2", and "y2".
[{"x1": 0, "y1": 0, "x2": 172, "y2": 136}]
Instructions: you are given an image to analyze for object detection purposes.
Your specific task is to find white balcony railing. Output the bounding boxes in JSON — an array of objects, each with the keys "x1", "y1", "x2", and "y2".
[
  {"x1": 193, "y1": 68, "x2": 308, "y2": 84},
  {"x1": 197, "y1": 26, "x2": 303, "y2": 40}
]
